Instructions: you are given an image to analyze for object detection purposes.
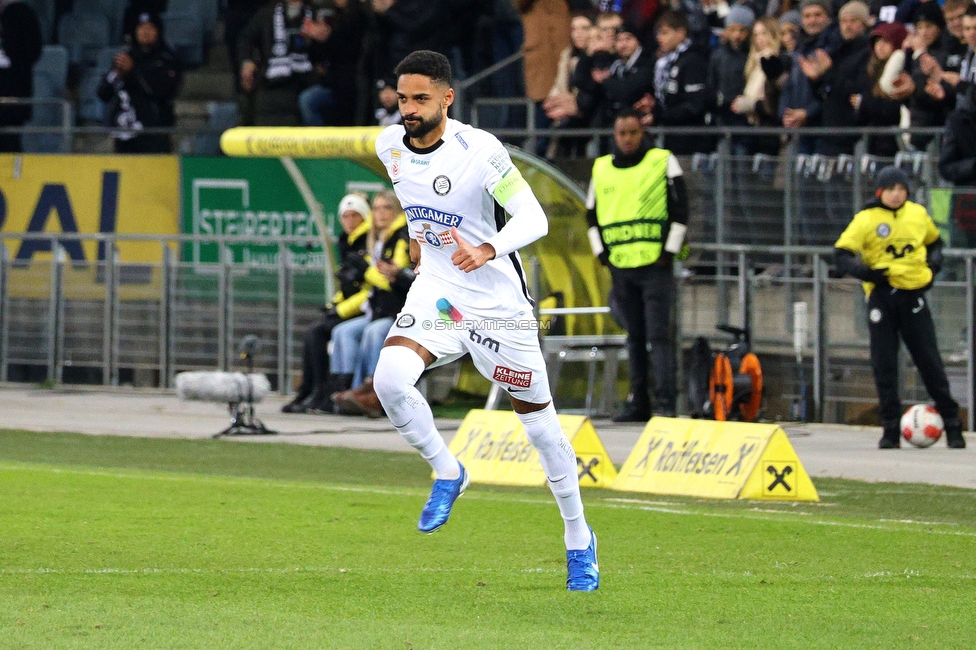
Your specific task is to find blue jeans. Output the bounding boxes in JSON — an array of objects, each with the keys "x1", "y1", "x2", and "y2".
[
  {"x1": 330, "y1": 315, "x2": 393, "y2": 387},
  {"x1": 298, "y1": 85, "x2": 335, "y2": 127}
]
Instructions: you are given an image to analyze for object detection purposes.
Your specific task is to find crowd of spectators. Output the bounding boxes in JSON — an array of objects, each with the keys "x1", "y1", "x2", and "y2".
[
  {"x1": 218, "y1": 0, "x2": 976, "y2": 193},
  {"x1": 2, "y1": 0, "x2": 976, "y2": 171}
]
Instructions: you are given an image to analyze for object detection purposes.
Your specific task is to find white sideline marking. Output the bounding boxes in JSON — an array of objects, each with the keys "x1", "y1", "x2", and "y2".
[{"x1": 2, "y1": 462, "x2": 975, "y2": 538}]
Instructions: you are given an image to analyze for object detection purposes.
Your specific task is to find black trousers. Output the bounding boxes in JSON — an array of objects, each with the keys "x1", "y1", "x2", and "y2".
[
  {"x1": 297, "y1": 312, "x2": 342, "y2": 397},
  {"x1": 867, "y1": 286, "x2": 959, "y2": 430},
  {"x1": 610, "y1": 264, "x2": 676, "y2": 411}
]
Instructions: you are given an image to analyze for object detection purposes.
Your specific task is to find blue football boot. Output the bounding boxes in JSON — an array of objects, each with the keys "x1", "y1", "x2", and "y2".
[
  {"x1": 418, "y1": 463, "x2": 469, "y2": 533},
  {"x1": 566, "y1": 527, "x2": 599, "y2": 591}
]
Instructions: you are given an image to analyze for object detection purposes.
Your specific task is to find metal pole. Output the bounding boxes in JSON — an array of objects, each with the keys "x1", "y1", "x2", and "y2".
[
  {"x1": 278, "y1": 242, "x2": 289, "y2": 395},
  {"x1": 715, "y1": 136, "x2": 729, "y2": 325},
  {"x1": 527, "y1": 100, "x2": 537, "y2": 155},
  {"x1": 166, "y1": 244, "x2": 177, "y2": 387},
  {"x1": 160, "y1": 244, "x2": 171, "y2": 388},
  {"x1": 0, "y1": 243, "x2": 7, "y2": 382},
  {"x1": 812, "y1": 253, "x2": 825, "y2": 422},
  {"x1": 50, "y1": 242, "x2": 65, "y2": 384},
  {"x1": 110, "y1": 245, "x2": 121, "y2": 386},
  {"x1": 218, "y1": 243, "x2": 228, "y2": 371},
  {"x1": 783, "y1": 137, "x2": 798, "y2": 336},
  {"x1": 967, "y1": 253, "x2": 975, "y2": 433},
  {"x1": 852, "y1": 136, "x2": 867, "y2": 215},
  {"x1": 737, "y1": 250, "x2": 748, "y2": 329},
  {"x1": 102, "y1": 240, "x2": 112, "y2": 384}
]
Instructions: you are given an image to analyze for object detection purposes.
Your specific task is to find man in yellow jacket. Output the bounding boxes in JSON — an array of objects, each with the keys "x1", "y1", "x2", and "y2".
[
  {"x1": 834, "y1": 166, "x2": 966, "y2": 449},
  {"x1": 586, "y1": 109, "x2": 689, "y2": 421}
]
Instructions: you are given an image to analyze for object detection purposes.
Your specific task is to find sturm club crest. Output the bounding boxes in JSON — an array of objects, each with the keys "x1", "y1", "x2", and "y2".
[
  {"x1": 433, "y1": 175, "x2": 451, "y2": 195},
  {"x1": 396, "y1": 313, "x2": 416, "y2": 328},
  {"x1": 876, "y1": 223, "x2": 891, "y2": 237}
]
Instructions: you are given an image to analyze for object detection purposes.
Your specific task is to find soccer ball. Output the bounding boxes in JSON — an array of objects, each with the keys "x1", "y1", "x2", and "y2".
[{"x1": 900, "y1": 404, "x2": 944, "y2": 448}]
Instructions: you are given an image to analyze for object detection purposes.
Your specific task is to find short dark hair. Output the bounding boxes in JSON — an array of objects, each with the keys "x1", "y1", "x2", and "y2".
[
  {"x1": 656, "y1": 9, "x2": 689, "y2": 33},
  {"x1": 615, "y1": 108, "x2": 643, "y2": 123},
  {"x1": 966, "y1": 3, "x2": 976, "y2": 17},
  {"x1": 394, "y1": 50, "x2": 452, "y2": 86}
]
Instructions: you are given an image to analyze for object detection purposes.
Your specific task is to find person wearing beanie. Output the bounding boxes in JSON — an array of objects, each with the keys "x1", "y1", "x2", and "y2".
[
  {"x1": 849, "y1": 21, "x2": 908, "y2": 157},
  {"x1": 593, "y1": 19, "x2": 655, "y2": 130},
  {"x1": 281, "y1": 193, "x2": 372, "y2": 413},
  {"x1": 779, "y1": 10, "x2": 803, "y2": 51},
  {"x1": 834, "y1": 167, "x2": 966, "y2": 449},
  {"x1": 96, "y1": 12, "x2": 182, "y2": 153},
  {"x1": 708, "y1": 5, "x2": 755, "y2": 137}
]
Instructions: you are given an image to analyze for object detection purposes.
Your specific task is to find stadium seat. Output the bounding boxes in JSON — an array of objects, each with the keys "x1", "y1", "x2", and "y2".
[
  {"x1": 166, "y1": 0, "x2": 219, "y2": 41},
  {"x1": 78, "y1": 47, "x2": 123, "y2": 124},
  {"x1": 23, "y1": 46, "x2": 72, "y2": 153},
  {"x1": 162, "y1": 10, "x2": 205, "y2": 68},
  {"x1": 71, "y1": 0, "x2": 125, "y2": 41},
  {"x1": 193, "y1": 102, "x2": 239, "y2": 155},
  {"x1": 57, "y1": 11, "x2": 112, "y2": 66},
  {"x1": 23, "y1": 0, "x2": 56, "y2": 44}
]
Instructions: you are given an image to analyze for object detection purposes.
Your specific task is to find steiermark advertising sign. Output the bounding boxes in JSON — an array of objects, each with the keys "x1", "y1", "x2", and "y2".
[{"x1": 180, "y1": 157, "x2": 388, "y2": 269}]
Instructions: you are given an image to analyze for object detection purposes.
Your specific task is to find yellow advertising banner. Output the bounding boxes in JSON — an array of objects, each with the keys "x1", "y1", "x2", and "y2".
[
  {"x1": 0, "y1": 155, "x2": 180, "y2": 298},
  {"x1": 444, "y1": 409, "x2": 617, "y2": 488},
  {"x1": 613, "y1": 417, "x2": 818, "y2": 502}
]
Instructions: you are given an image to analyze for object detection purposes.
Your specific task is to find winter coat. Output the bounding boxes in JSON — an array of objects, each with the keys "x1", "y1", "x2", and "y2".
[
  {"x1": 598, "y1": 46, "x2": 655, "y2": 127},
  {"x1": 0, "y1": 0, "x2": 42, "y2": 127},
  {"x1": 939, "y1": 88, "x2": 976, "y2": 186},
  {"x1": 519, "y1": 0, "x2": 571, "y2": 102},
  {"x1": 97, "y1": 43, "x2": 182, "y2": 135},
  {"x1": 812, "y1": 34, "x2": 870, "y2": 156},
  {"x1": 652, "y1": 45, "x2": 711, "y2": 155},
  {"x1": 707, "y1": 40, "x2": 750, "y2": 128}
]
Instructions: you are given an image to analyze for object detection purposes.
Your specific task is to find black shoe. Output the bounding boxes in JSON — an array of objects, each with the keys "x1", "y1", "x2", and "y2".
[
  {"x1": 878, "y1": 436, "x2": 900, "y2": 449},
  {"x1": 281, "y1": 398, "x2": 308, "y2": 413},
  {"x1": 944, "y1": 419, "x2": 966, "y2": 449},
  {"x1": 281, "y1": 388, "x2": 312, "y2": 413},
  {"x1": 613, "y1": 402, "x2": 651, "y2": 423}
]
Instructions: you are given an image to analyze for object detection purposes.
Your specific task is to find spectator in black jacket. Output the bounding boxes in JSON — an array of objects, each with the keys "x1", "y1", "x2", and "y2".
[
  {"x1": 370, "y1": 0, "x2": 453, "y2": 82},
  {"x1": 641, "y1": 10, "x2": 710, "y2": 155},
  {"x1": 939, "y1": 83, "x2": 976, "y2": 248},
  {"x1": 904, "y1": 1, "x2": 955, "y2": 150},
  {"x1": 97, "y1": 12, "x2": 182, "y2": 153},
  {"x1": 708, "y1": 6, "x2": 755, "y2": 153},
  {"x1": 803, "y1": 0, "x2": 871, "y2": 156},
  {"x1": 596, "y1": 21, "x2": 655, "y2": 129},
  {"x1": 238, "y1": 0, "x2": 321, "y2": 126},
  {"x1": 297, "y1": 0, "x2": 368, "y2": 126},
  {"x1": 0, "y1": 0, "x2": 42, "y2": 152}
]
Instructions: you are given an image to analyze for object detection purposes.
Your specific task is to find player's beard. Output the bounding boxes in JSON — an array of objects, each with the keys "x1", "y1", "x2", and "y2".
[{"x1": 403, "y1": 106, "x2": 443, "y2": 140}]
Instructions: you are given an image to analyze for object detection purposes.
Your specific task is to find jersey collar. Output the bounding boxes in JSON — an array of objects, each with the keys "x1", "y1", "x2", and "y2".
[{"x1": 402, "y1": 133, "x2": 445, "y2": 155}]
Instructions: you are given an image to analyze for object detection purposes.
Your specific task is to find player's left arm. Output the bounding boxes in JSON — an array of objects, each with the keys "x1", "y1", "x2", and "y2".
[
  {"x1": 483, "y1": 149, "x2": 548, "y2": 258},
  {"x1": 451, "y1": 146, "x2": 548, "y2": 272}
]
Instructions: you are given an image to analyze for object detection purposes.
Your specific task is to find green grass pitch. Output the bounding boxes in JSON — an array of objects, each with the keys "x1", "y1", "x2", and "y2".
[{"x1": 1, "y1": 429, "x2": 974, "y2": 649}]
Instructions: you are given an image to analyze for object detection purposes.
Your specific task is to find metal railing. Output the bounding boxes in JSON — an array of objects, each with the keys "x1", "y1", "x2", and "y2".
[{"x1": 1, "y1": 234, "x2": 972, "y2": 430}]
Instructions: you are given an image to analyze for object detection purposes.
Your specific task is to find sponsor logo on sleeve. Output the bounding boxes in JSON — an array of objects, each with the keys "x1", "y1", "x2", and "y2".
[
  {"x1": 391, "y1": 149, "x2": 401, "y2": 177},
  {"x1": 396, "y1": 313, "x2": 416, "y2": 328},
  {"x1": 493, "y1": 365, "x2": 532, "y2": 388},
  {"x1": 487, "y1": 150, "x2": 511, "y2": 176}
]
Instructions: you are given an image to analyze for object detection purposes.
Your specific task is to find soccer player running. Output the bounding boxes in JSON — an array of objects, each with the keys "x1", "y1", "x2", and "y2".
[{"x1": 371, "y1": 50, "x2": 598, "y2": 591}]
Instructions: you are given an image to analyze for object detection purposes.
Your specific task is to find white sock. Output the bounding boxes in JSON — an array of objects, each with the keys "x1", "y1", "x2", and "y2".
[
  {"x1": 517, "y1": 403, "x2": 591, "y2": 550},
  {"x1": 373, "y1": 346, "x2": 460, "y2": 480}
]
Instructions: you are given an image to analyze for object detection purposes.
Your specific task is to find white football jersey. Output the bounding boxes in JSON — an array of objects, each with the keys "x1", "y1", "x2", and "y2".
[{"x1": 375, "y1": 119, "x2": 534, "y2": 315}]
